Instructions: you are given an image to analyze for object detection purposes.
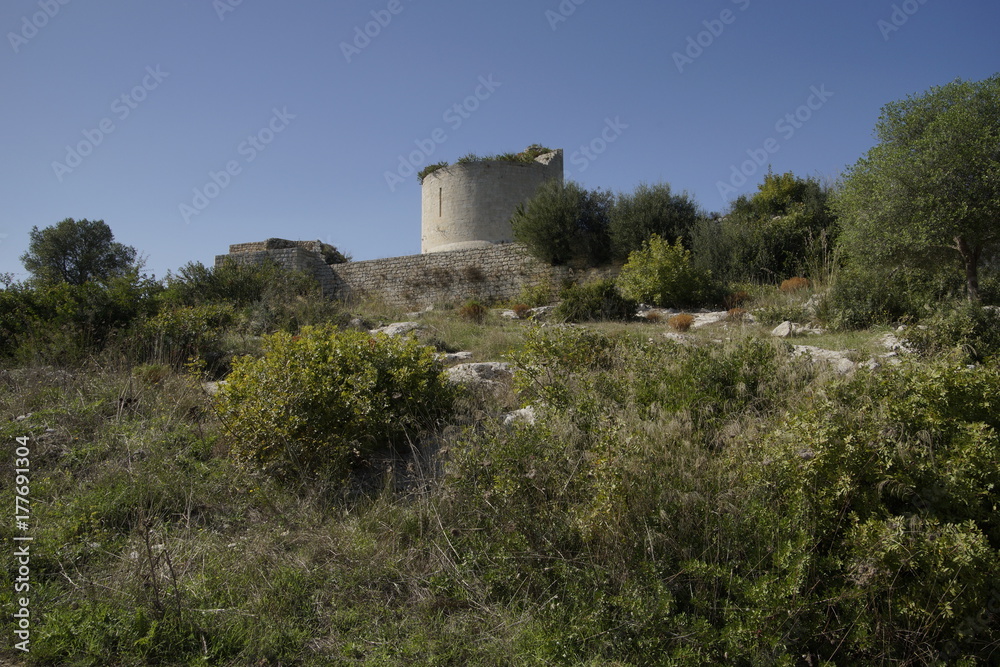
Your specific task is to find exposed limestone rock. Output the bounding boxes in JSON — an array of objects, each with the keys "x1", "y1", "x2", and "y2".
[
  {"x1": 772, "y1": 321, "x2": 825, "y2": 338},
  {"x1": 502, "y1": 406, "x2": 537, "y2": 426},
  {"x1": 772, "y1": 321, "x2": 799, "y2": 338},
  {"x1": 445, "y1": 362, "x2": 513, "y2": 388},
  {"x1": 791, "y1": 345, "x2": 857, "y2": 374},
  {"x1": 202, "y1": 381, "x2": 227, "y2": 395},
  {"x1": 404, "y1": 305, "x2": 434, "y2": 319},
  {"x1": 370, "y1": 322, "x2": 424, "y2": 337},
  {"x1": 662, "y1": 332, "x2": 692, "y2": 345},
  {"x1": 879, "y1": 333, "x2": 913, "y2": 353},
  {"x1": 691, "y1": 311, "x2": 729, "y2": 328},
  {"x1": 439, "y1": 351, "x2": 474, "y2": 363}
]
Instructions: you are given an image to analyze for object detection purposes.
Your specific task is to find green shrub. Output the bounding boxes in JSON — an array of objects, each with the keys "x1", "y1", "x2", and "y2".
[
  {"x1": 753, "y1": 303, "x2": 809, "y2": 326},
  {"x1": 744, "y1": 358, "x2": 1000, "y2": 661},
  {"x1": 553, "y1": 279, "x2": 636, "y2": 323},
  {"x1": 0, "y1": 273, "x2": 161, "y2": 364},
  {"x1": 515, "y1": 280, "x2": 555, "y2": 307},
  {"x1": 161, "y1": 258, "x2": 318, "y2": 309},
  {"x1": 616, "y1": 234, "x2": 719, "y2": 308},
  {"x1": 137, "y1": 303, "x2": 236, "y2": 370},
  {"x1": 827, "y1": 264, "x2": 962, "y2": 329},
  {"x1": 691, "y1": 172, "x2": 836, "y2": 284},
  {"x1": 903, "y1": 301, "x2": 1000, "y2": 362},
  {"x1": 215, "y1": 325, "x2": 455, "y2": 482}
]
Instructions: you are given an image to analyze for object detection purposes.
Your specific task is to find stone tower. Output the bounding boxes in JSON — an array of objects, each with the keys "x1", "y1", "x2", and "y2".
[{"x1": 420, "y1": 149, "x2": 564, "y2": 254}]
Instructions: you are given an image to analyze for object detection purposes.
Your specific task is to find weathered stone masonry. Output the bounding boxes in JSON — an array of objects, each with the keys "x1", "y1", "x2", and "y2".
[{"x1": 215, "y1": 240, "x2": 617, "y2": 308}]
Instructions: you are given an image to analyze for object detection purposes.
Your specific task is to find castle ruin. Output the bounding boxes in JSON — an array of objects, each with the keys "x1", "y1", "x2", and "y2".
[
  {"x1": 214, "y1": 147, "x2": 612, "y2": 307},
  {"x1": 420, "y1": 149, "x2": 563, "y2": 253}
]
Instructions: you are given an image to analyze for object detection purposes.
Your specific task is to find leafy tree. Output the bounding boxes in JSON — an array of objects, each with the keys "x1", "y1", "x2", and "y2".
[
  {"x1": 692, "y1": 172, "x2": 835, "y2": 283},
  {"x1": 609, "y1": 182, "x2": 699, "y2": 261},
  {"x1": 834, "y1": 75, "x2": 1000, "y2": 301},
  {"x1": 20, "y1": 218, "x2": 138, "y2": 285},
  {"x1": 511, "y1": 180, "x2": 614, "y2": 267}
]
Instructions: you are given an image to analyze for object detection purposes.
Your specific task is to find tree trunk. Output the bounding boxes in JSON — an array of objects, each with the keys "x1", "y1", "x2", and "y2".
[{"x1": 956, "y1": 237, "x2": 981, "y2": 301}]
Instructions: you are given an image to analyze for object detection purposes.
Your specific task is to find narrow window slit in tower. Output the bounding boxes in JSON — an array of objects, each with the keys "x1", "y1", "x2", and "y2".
[{"x1": 439, "y1": 188, "x2": 442, "y2": 217}]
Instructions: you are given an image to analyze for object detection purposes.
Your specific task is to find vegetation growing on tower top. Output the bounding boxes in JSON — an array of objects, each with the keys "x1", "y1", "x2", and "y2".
[{"x1": 417, "y1": 144, "x2": 555, "y2": 183}]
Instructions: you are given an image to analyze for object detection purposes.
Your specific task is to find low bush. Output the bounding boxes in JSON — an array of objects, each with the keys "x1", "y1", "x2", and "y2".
[
  {"x1": 723, "y1": 289, "x2": 750, "y2": 309},
  {"x1": 553, "y1": 279, "x2": 637, "y2": 323},
  {"x1": 779, "y1": 276, "x2": 810, "y2": 292},
  {"x1": 511, "y1": 303, "x2": 532, "y2": 320},
  {"x1": 136, "y1": 303, "x2": 236, "y2": 371},
  {"x1": 458, "y1": 300, "x2": 488, "y2": 323},
  {"x1": 753, "y1": 303, "x2": 809, "y2": 326},
  {"x1": 616, "y1": 234, "x2": 719, "y2": 308},
  {"x1": 741, "y1": 358, "x2": 1000, "y2": 661},
  {"x1": 903, "y1": 301, "x2": 1000, "y2": 362},
  {"x1": 726, "y1": 307, "x2": 748, "y2": 322},
  {"x1": 668, "y1": 313, "x2": 694, "y2": 331},
  {"x1": 0, "y1": 273, "x2": 161, "y2": 365},
  {"x1": 215, "y1": 325, "x2": 455, "y2": 483},
  {"x1": 515, "y1": 280, "x2": 555, "y2": 307},
  {"x1": 827, "y1": 264, "x2": 963, "y2": 330}
]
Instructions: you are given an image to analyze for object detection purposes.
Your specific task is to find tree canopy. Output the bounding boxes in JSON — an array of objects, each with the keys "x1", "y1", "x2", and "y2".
[
  {"x1": 511, "y1": 180, "x2": 614, "y2": 267},
  {"x1": 20, "y1": 218, "x2": 139, "y2": 286},
  {"x1": 608, "y1": 182, "x2": 699, "y2": 261},
  {"x1": 834, "y1": 74, "x2": 1000, "y2": 300},
  {"x1": 691, "y1": 171, "x2": 835, "y2": 283}
]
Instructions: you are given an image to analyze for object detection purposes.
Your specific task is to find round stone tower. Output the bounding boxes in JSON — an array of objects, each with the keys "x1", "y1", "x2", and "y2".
[{"x1": 420, "y1": 149, "x2": 563, "y2": 254}]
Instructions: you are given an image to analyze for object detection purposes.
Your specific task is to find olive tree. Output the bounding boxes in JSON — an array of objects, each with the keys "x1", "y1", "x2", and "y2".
[
  {"x1": 511, "y1": 180, "x2": 614, "y2": 267},
  {"x1": 609, "y1": 182, "x2": 699, "y2": 261},
  {"x1": 21, "y1": 218, "x2": 138, "y2": 286},
  {"x1": 834, "y1": 75, "x2": 1000, "y2": 301}
]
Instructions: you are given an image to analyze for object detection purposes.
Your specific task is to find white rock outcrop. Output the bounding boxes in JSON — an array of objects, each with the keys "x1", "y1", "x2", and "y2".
[
  {"x1": 445, "y1": 362, "x2": 513, "y2": 388},
  {"x1": 370, "y1": 322, "x2": 424, "y2": 337}
]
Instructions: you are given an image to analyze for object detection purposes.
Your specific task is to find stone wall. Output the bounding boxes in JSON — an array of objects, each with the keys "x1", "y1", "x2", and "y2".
[{"x1": 216, "y1": 240, "x2": 618, "y2": 308}]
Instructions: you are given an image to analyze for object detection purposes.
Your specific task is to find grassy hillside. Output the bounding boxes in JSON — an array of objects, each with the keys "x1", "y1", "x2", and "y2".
[{"x1": 2, "y1": 276, "x2": 999, "y2": 665}]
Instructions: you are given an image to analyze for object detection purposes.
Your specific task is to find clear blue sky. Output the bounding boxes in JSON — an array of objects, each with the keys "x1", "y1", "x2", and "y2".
[{"x1": 1, "y1": 0, "x2": 997, "y2": 281}]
